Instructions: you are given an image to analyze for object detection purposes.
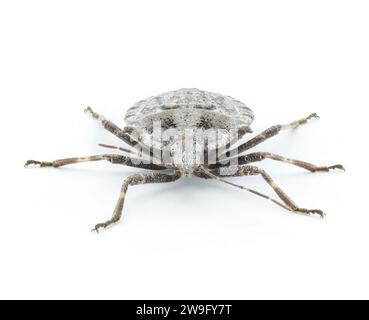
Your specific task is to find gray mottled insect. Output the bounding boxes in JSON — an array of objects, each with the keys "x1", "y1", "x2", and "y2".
[{"x1": 25, "y1": 88, "x2": 344, "y2": 231}]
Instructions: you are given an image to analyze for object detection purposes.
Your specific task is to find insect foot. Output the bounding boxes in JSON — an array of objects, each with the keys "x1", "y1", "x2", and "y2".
[
  {"x1": 306, "y1": 113, "x2": 320, "y2": 121},
  {"x1": 314, "y1": 164, "x2": 346, "y2": 172},
  {"x1": 92, "y1": 220, "x2": 117, "y2": 233},
  {"x1": 84, "y1": 106, "x2": 102, "y2": 120},
  {"x1": 327, "y1": 164, "x2": 345, "y2": 172},
  {"x1": 298, "y1": 113, "x2": 320, "y2": 126},
  {"x1": 24, "y1": 160, "x2": 53, "y2": 168},
  {"x1": 92, "y1": 223, "x2": 106, "y2": 233},
  {"x1": 294, "y1": 208, "x2": 326, "y2": 219},
  {"x1": 84, "y1": 106, "x2": 94, "y2": 114},
  {"x1": 285, "y1": 112, "x2": 320, "y2": 129}
]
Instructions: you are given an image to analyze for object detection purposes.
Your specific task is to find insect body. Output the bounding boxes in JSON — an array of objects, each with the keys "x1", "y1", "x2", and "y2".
[{"x1": 25, "y1": 88, "x2": 344, "y2": 231}]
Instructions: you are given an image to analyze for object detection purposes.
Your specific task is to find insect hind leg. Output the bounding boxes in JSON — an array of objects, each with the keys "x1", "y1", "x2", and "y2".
[
  {"x1": 221, "y1": 113, "x2": 320, "y2": 157},
  {"x1": 202, "y1": 165, "x2": 325, "y2": 218}
]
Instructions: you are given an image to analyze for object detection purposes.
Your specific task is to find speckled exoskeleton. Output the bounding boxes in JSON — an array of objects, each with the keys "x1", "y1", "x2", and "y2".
[{"x1": 25, "y1": 88, "x2": 344, "y2": 231}]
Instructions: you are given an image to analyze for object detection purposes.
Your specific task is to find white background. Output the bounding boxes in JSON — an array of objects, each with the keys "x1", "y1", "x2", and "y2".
[{"x1": 1, "y1": 0, "x2": 368, "y2": 300}]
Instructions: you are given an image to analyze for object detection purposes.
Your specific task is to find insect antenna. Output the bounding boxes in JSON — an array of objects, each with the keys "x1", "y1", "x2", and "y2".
[
  {"x1": 98, "y1": 143, "x2": 133, "y2": 153},
  {"x1": 200, "y1": 167, "x2": 292, "y2": 212}
]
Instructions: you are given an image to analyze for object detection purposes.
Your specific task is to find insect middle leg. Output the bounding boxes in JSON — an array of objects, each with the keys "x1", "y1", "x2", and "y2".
[
  {"x1": 212, "y1": 152, "x2": 344, "y2": 172},
  {"x1": 208, "y1": 165, "x2": 325, "y2": 217},
  {"x1": 24, "y1": 154, "x2": 167, "y2": 170},
  {"x1": 93, "y1": 171, "x2": 182, "y2": 232},
  {"x1": 223, "y1": 113, "x2": 319, "y2": 156}
]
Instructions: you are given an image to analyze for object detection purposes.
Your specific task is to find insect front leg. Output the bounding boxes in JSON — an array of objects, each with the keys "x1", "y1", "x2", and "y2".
[{"x1": 92, "y1": 171, "x2": 181, "y2": 232}]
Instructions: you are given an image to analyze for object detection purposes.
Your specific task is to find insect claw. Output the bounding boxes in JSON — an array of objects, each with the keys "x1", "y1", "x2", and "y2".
[
  {"x1": 307, "y1": 113, "x2": 320, "y2": 120},
  {"x1": 92, "y1": 222, "x2": 108, "y2": 233},
  {"x1": 92, "y1": 224, "x2": 103, "y2": 233},
  {"x1": 316, "y1": 210, "x2": 326, "y2": 219},
  {"x1": 309, "y1": 209, "x2": 325, "y2": 219},
  {"x1": 24, "y1": 160, "x2": 53, "y2": 168},
  {"x1": 294, "y1": 208, "x2": 325, "y2": 218},
  {"x1": 91, "y1": 227, "x2": 99, "y2": 233},
  {"x1": 24, "y1": 160, "x2": 40, "y2": 167},
  {"x1": 329, "y1": 164, "x2": 345, "y2": 172},
  {"x1": 85, "y1": 106, "x2": 103, "y2": 121},
  {"x1": 84, "y1": 106, "x2": 93, "y2": 114}
]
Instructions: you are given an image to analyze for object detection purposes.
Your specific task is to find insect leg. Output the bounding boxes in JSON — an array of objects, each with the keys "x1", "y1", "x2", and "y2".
[
  {"x1": 201, "y1": 166, "x2": 325, "y2": 217},
  {"x1": 85, "y1": 107, "x2": 140, "y2": 148},
  {"x1": 211, "y1": 152, "x2": 345, "y2": 172},
  {"x1": 92, "y1": 171, "x2": 181, "y2": 232},
  {"x1": 85, "y1": 107, "x2": 160, "y2": 160},
  {"x1": 221, "y1": 113, "x2": 319, "y2": 156},
  {"x1": 24, "y1": 154, "x2": 167, "y2": 170}
]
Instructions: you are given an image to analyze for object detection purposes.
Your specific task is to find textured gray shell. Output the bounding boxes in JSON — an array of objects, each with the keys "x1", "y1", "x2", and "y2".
[{"x1": 124, "y1": 88, "x2": 254, "y2": 130}]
